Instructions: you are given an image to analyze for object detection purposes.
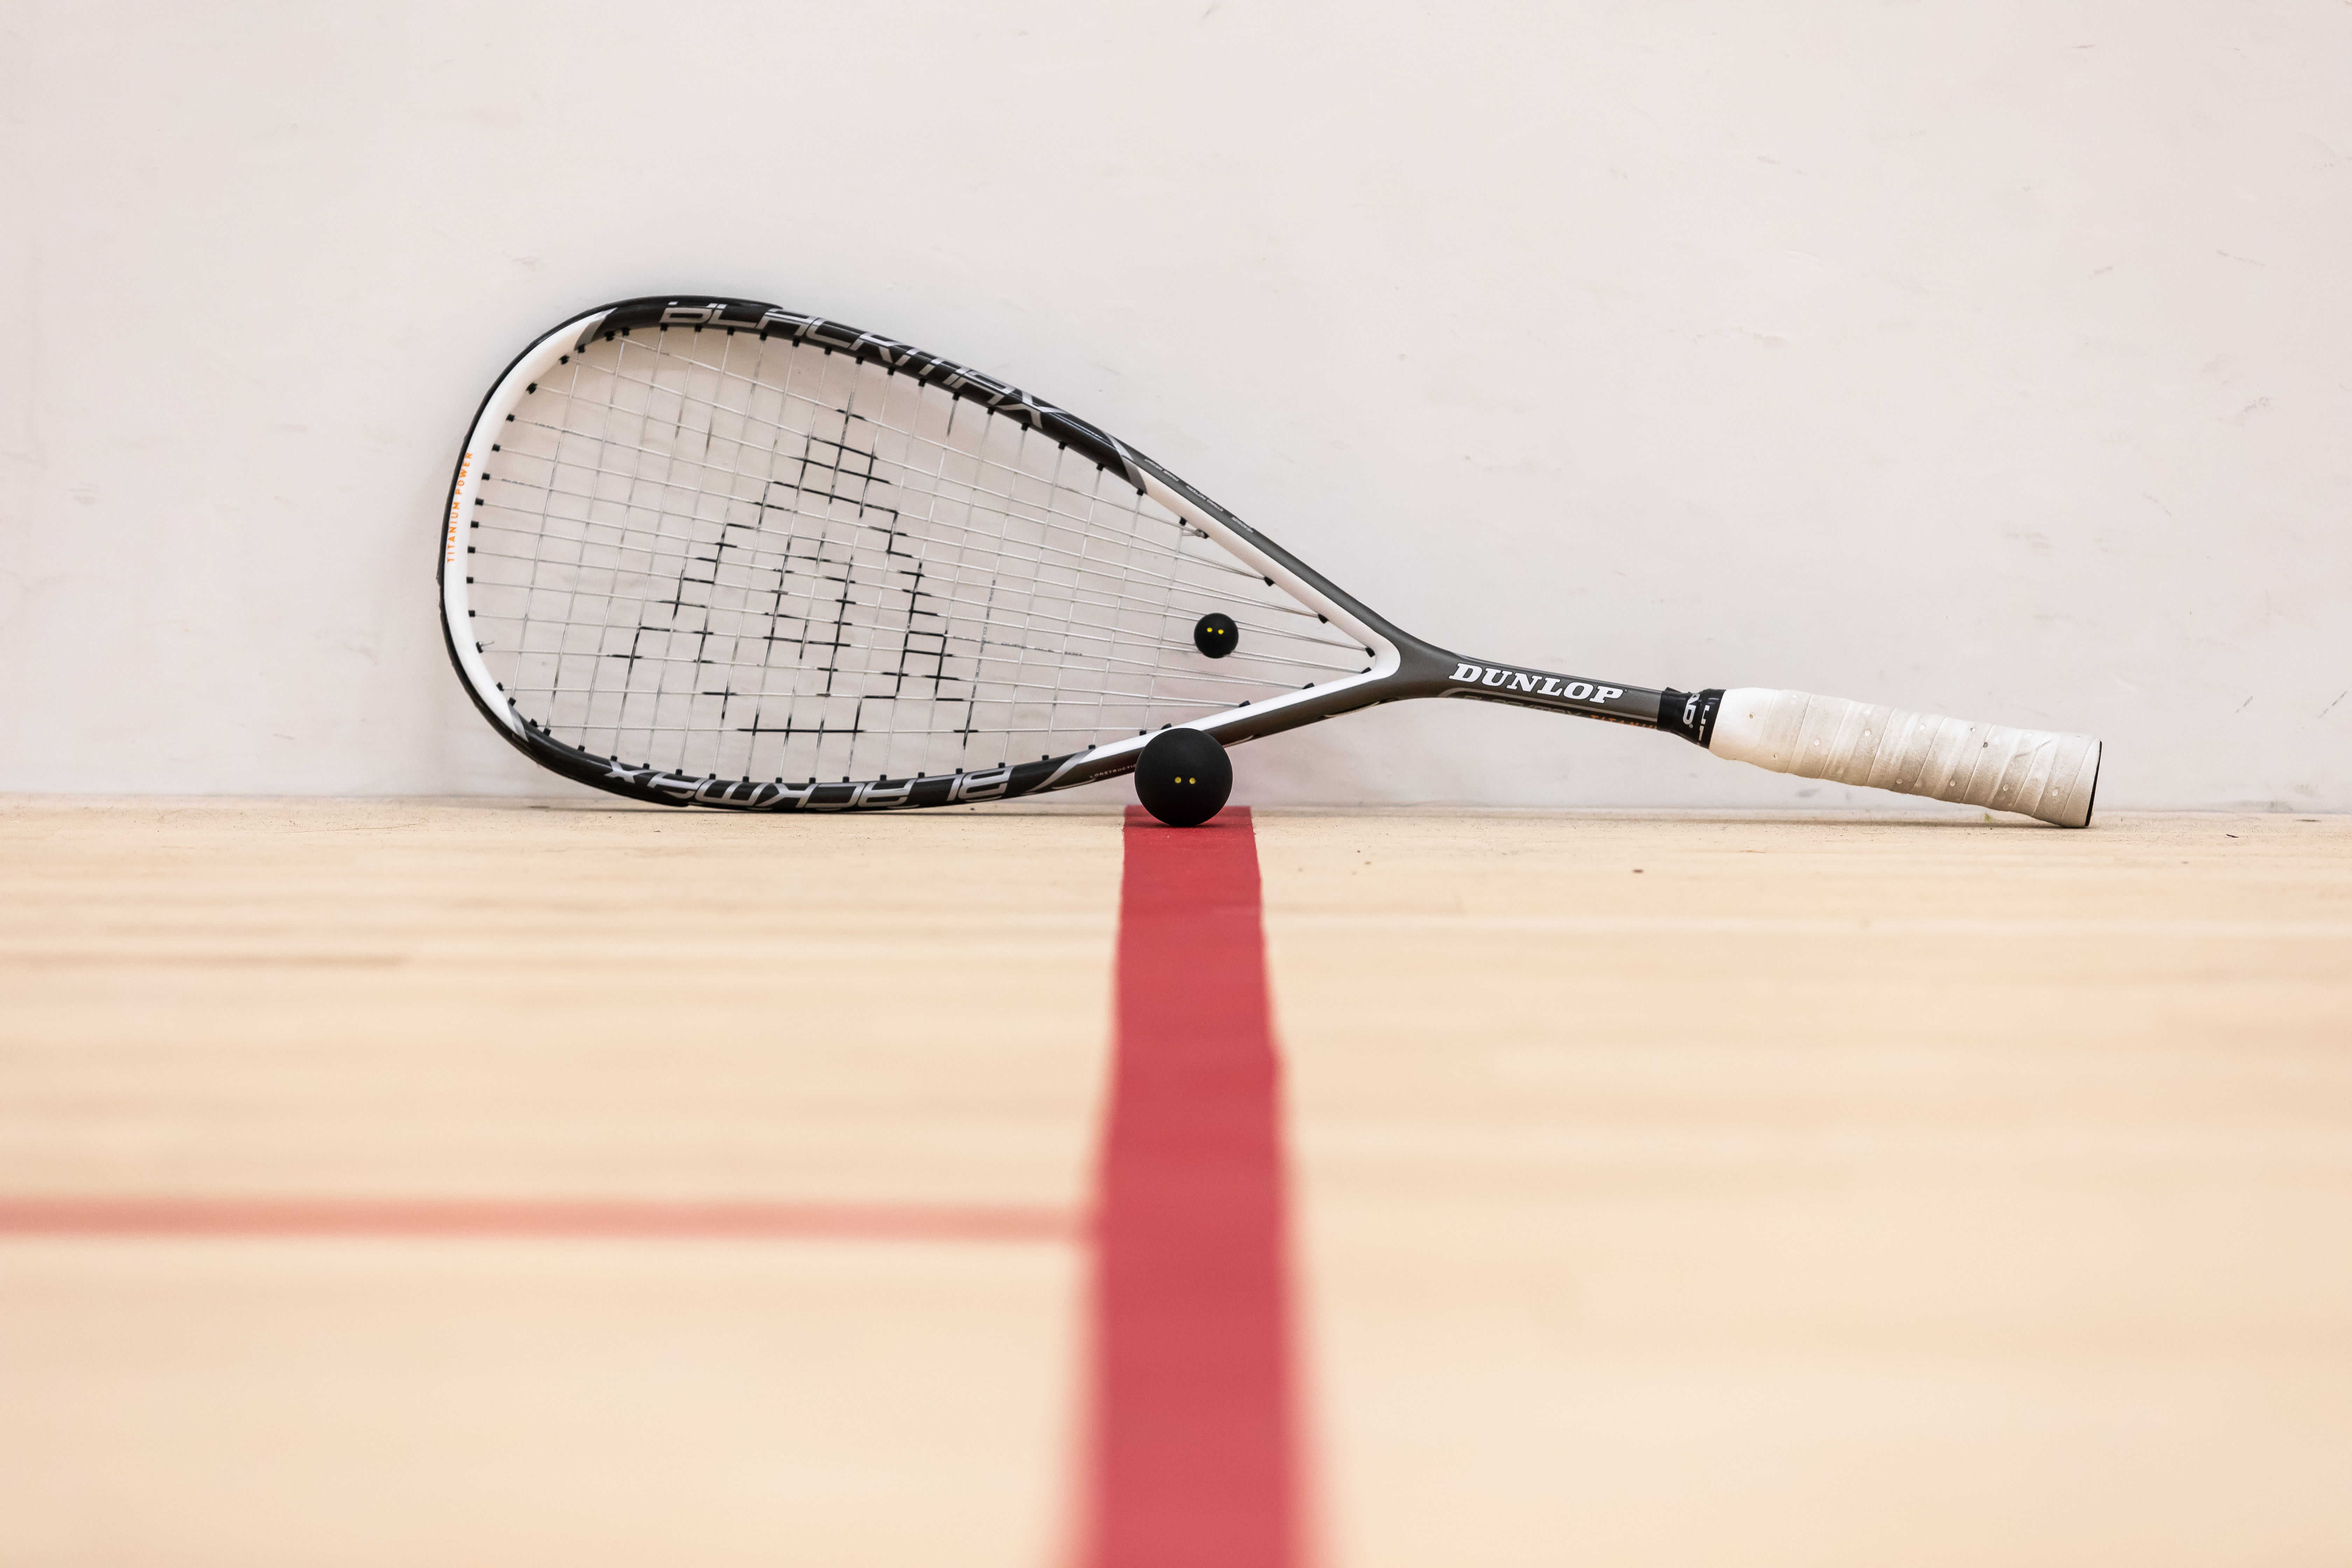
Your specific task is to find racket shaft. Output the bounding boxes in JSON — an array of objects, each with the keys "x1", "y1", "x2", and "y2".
[{"x1": 1708, "y1": 687, "x2": 2101, "y2": 827}]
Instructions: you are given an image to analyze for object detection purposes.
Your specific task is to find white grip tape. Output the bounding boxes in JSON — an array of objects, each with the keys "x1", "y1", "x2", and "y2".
[{"x1": 1709, "y1": 688, "x2": 2101, "y2": 827}]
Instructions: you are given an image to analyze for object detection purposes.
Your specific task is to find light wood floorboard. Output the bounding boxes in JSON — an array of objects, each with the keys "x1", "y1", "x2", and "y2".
[
  {"x1": 0, "y1": 797, "x2": 1120, "y2": 1568},
  {"x1": 1259, "y1": 810, "x2": 2352, "y2": 1568}
]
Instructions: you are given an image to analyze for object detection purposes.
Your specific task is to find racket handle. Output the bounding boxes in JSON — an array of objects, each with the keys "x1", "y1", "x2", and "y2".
[{"x1": 1707, "y1": 687, "x2": 2102, "y2": 827}]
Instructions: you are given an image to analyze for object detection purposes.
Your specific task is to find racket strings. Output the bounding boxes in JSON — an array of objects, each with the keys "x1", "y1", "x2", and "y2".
[
  {"x1": 465, "y1": 327, "x2": 1360, "y2": 784},
  {"x1": 474, "y1": 445, "x2": 1363, "y2": 659},
  {"x1": 567, "y1": 341, "x2": 1354, "y2": 639},
  {"x1": 492, "y1": 348, "x2": 1360, "y2": 655},
  {"x1": 495, "y1": 363, "x2": 1353, "y2": 645},
  {"x1": 468, "y1": 532, "x2": 1360, "y2": 676}
]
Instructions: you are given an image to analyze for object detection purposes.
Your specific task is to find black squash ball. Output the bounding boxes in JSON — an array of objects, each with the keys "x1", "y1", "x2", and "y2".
[
  {"x1": 1193, "y1": 612, "x2": 1239, "y2": 658},
  {"x1": 1134, "y1": 728, "x2": 1232, "y2": 827}
]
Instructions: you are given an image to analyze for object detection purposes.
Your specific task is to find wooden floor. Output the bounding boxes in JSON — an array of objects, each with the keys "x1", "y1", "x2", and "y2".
[{"x1": 1, "y1": 800, "x2": 2347, "y2": 1568}]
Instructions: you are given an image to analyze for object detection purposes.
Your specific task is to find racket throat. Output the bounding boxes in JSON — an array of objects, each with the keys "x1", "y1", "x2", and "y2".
[{"x1": 1432, "y1": 656, "x2": 1667, "y2": 729}]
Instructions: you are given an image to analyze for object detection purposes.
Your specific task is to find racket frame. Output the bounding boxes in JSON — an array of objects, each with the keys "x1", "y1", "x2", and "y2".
[{"x1": 441, "y1": 296, "x2": 1689, "y2": 811}]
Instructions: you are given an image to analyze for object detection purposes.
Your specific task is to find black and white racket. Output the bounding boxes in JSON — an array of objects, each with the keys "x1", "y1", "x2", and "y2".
[{"x1": 440, "y1": 297, "x2": 2102, "y2": 827}]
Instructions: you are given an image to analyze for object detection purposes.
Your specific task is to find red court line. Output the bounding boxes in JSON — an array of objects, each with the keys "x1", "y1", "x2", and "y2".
[
  {"x1": 0, "y1": 1195, "x2": 1077, "y2": 1243},
  {"x1": 1086, "y1": 806, "x2": 1299, "y2": 1568}
]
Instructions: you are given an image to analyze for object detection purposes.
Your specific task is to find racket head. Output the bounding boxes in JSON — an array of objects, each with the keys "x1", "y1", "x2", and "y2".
[{"x1": 439, "y1": 298, "x2": 1412, "y2": 811}]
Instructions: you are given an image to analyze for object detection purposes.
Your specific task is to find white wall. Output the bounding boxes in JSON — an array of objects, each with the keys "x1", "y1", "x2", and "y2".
[{"x1": 4, "y1": 1, "x2": 2346, "y2": 811}]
